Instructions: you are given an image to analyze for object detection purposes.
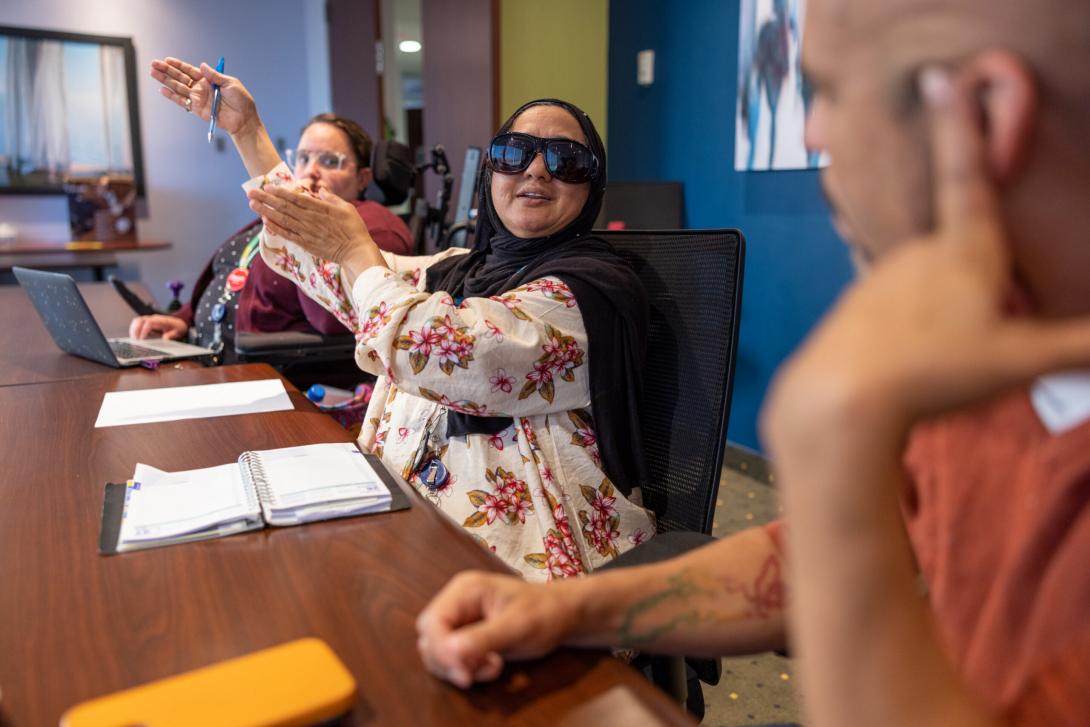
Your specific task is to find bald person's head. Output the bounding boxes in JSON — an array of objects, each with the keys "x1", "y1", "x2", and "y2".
[{"x1": 804, "y1": 0, "x2": 1090, "y2": 315}]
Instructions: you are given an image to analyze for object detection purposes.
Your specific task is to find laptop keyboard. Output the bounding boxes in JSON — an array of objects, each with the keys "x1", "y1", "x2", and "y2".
[{"x1": 109, "y1": 341, "x2": 167, "y2": 360}]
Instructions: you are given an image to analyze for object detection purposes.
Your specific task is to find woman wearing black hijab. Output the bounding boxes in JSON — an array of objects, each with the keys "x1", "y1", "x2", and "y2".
[{"x1": 243, "y1": 98, "x2": 657, "y2": 580}]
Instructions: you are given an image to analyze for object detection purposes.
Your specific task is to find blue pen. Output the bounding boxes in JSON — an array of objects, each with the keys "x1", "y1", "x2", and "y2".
[{"x1": 207, "y1": 56, "x2": 225, "y2": 143}]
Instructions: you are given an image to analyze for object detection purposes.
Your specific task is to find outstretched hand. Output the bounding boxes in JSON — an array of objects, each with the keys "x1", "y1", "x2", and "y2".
[
  {"x1": 765, "y1": 68, "x2": 1090, "y2": 441},
  {"x1": 415, "y1": 572, "x2": 580, "y2": 688},
  {"x1": 149, "y1": 57, "x2": 258, "y2": 137},
  {"x1": 246, "y1": 185, "x2": 386, "y2": 278}
]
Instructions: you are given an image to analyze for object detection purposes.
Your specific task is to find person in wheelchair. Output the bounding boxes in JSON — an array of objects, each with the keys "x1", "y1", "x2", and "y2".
[
  {"x1": 151, "y1": 54, "x2": 657, "y2": 580},
  {"x1": 129, "y1": 97, "x2": 412, "y2": 364}
]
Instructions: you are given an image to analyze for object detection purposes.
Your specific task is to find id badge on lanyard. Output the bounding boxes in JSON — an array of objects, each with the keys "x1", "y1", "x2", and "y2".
[
  {"x1": 407, "y1": 409, "x2": 449, "y2": 491},
  {"x1": 210, "y1": 232, "x2": 261, "y2": 361}
]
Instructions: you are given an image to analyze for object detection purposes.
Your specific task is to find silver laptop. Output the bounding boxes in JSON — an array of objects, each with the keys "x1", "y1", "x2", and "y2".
[{"x1": 13, "y1": 266, "x2": 215, "y2": 367}]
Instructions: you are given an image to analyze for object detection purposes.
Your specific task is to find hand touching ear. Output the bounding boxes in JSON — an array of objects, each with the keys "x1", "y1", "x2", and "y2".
[
  {"x1": 961, "y1": 50, "x2": 1038, "y2": 181},
  {"x1": 764, "y1": 67, "x2": 1090, "y2": 446}
]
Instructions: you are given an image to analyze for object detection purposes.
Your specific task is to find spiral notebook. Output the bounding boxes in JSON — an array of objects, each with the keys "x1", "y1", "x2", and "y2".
[{"x1": 99, "y1": 442, "x2": 410, "y2": 554}]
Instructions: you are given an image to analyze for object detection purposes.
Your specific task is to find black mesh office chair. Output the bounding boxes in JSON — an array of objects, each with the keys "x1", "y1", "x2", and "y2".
[
  {"x1": 605, "y1": 228, "x2": 743, "y2": 533},
  {"x1": 597, "y1": 228, "x2": 745, "y2": 715}
]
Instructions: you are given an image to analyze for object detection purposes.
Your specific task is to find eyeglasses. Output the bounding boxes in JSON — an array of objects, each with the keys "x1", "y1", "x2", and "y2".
[
  {"x1": 487, "y1": 132, "x2": 599, "y2": 184},
  {"x1": 285, "y1": 148, "x2": 351, "y2": 171}
]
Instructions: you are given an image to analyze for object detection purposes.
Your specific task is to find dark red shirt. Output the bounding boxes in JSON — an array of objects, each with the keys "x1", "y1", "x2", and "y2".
[{"x1": 176, "y1": 199, "x2": 412, "y2": 336}]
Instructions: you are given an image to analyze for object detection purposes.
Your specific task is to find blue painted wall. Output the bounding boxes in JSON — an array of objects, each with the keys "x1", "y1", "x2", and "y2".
[{"x1": 608, "y1": 0, "x2": 853, "y2": 451}]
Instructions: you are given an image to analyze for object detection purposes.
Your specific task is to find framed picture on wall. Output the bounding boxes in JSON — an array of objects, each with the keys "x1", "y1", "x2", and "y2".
[
  {"x1": 0, "y1": 25, "x2": 146, "y2": 197},
  {"x1": 734, "y1": 0, "x2": 824, "y2": 171}
]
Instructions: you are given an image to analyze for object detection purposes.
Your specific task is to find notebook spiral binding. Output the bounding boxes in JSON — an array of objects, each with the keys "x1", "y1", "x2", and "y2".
[{"x1": 239, "y1": 451, "x2": 273, "y2": 509}]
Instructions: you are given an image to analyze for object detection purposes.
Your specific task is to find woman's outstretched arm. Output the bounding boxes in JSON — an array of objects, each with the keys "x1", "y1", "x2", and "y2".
[{"x1": 149, "y1": 56, "x2": 280, "y2": 177}]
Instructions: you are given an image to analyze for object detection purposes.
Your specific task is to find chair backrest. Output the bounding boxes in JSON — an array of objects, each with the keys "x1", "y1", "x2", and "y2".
[
  {"x1": 233, "y1": 331, "x2": 367, "y2": 391},
  {"x1": 595, "y1": 182, "x2": 685, "y2": 229},
  {"x1": 596, "y1": 229, "x2": 745, "y2": 535},
  {"x1": 369, "y1": 140, "x2": 416, "y2": 206}
]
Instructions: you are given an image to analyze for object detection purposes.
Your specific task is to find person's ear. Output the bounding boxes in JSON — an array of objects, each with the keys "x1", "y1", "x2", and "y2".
[
  {"x1": 957, "y1": 50, "x2": 1038, "y2": 182},
  {"x1": 357, "y1": 166, "x2": 374, "y2": 191}
]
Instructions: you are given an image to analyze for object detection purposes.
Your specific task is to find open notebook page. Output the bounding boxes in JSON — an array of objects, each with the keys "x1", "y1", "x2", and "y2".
[
  {"x1": 250, "y1": 443, "x2": 390, "y2": 510},
  {"x1": 120, "y1": 462, "x2": 261, "y2": 544}
]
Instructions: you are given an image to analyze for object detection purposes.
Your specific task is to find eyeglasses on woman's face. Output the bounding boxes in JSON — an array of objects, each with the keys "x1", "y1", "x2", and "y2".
[
  {"x1": 487, "y1": 132, "x2": 599, "y2": 184},
  {"x1": 285, "y1": 148, "x2": 351, "y2": 172}
]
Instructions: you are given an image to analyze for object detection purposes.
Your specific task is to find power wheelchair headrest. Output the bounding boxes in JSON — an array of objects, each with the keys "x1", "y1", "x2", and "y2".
[{"x1": 370, "y1": 140, "x2": 416, "y2": 206}]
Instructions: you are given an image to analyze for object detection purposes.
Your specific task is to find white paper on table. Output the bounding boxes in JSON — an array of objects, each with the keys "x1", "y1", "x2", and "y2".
[{"x1": 94, "y1": 378, "x2": 293, "y2": 428}]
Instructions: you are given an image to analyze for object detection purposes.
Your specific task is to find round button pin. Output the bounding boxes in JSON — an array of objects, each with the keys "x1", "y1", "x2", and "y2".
[{"x1": 226, "y1": 267, "x2": 249, "y2": 292}]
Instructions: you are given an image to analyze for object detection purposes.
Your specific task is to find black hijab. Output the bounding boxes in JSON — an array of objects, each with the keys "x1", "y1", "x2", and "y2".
[{"x1": 425, "y1": 99, "x2": 648, "y2": 496}]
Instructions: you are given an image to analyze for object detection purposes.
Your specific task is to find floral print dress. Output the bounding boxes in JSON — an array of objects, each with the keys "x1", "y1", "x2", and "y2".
[{"x1": 244, "y1": 164, "x2": 656, "y2": 580}]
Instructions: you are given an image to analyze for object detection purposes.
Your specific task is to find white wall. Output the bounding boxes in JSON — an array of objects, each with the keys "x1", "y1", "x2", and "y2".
[
  {"x1": 302, "y1": 0, "x2": 332, "y2": 119},
  {"x1": 0, "y1": 0, "x2": 326, "y2": 302}
]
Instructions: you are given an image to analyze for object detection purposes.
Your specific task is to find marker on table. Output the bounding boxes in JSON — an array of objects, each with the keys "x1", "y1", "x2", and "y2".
[{"x1": 208, "y1": 56, "x2": 225, "y2": 143}]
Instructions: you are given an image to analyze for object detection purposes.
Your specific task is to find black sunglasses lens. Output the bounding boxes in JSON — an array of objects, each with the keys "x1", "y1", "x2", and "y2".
[
  {"x1": 490, "y1": 135, "x2": 534, "y2": 173},
  {"x1": 545, "y1": 142, "x2": 593, "y2": 183},
  {"x1": 490, "y1": 134, "x2": 596, "y2": 182}
]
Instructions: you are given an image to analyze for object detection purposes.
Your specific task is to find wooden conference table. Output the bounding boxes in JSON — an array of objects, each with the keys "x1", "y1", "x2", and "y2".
[
  {"x1": 0, "y1": 288, "x2": 691, "y2": 725},
  {"x1": 0, "y1": 238, "x2": 171, "y2": 281},
  {"x1": 0, "y1": 280, "x2": 169, "y2": 387}
]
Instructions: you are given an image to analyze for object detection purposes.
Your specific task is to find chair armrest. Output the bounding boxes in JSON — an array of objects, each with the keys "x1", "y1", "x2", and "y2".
[
  {"x1": 601, "y1": 531, "x2": 717, "y2": 570},
  {"x1": 234, "y1": 331, "x2": 356, "y2": 363}
]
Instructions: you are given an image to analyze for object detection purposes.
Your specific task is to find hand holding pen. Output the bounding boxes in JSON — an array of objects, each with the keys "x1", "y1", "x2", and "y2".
[
  {"x1": 208, "y1": 56, "x2": 225, "y2": 143},
  {"x1": 149, "y1": 56, "x2": 259, "y2": 138}
]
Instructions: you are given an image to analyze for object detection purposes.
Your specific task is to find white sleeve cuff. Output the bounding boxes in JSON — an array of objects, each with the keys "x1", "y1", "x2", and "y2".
[{"x1": 241, "y1": 161, "x2": 294, "y2": 193}]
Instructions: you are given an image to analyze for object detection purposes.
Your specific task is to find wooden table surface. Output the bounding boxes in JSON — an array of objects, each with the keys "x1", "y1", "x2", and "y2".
[
  {"x1": 0, "y1": 281, "x2": 184, "y2": 388},
  {"x1": 0, "y1": 240, "x2": 171, "y2": 281},
  {"x1": 0, "y1": 239, "x2": 172, "y2": 255},
  {"x1": 0, "y1": 363, "x2": 689, "y2": 726}
]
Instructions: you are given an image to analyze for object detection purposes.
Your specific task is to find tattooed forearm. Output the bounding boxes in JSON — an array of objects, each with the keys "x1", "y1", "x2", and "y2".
[
  {"x1": 723, "y1": 554, "x2": 785, "y2": 618},
  {"x1": 615, "y1": 554, "x2": 785, "y2": 647},
  {"x1": 616, "y1": 570, "x2": 710, "y2": 646}
]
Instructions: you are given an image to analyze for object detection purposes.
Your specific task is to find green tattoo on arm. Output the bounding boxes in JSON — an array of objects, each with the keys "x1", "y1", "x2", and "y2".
[
  {"x1": 615, "y1": 554, "x2": 785, "y2": 647},
  {"x1": 616, "y1": 570, "x2": 711, "y2": 646}
]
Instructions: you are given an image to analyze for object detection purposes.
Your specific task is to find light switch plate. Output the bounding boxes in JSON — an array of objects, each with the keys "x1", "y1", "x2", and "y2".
[{"x1": 637, "y1": 49, "x2": 655, "y2": 86}]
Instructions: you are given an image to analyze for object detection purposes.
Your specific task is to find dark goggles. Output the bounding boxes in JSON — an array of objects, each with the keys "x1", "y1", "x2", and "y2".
[{"x1": 487, "y1": 132, "x2": 600, "y2": 184}]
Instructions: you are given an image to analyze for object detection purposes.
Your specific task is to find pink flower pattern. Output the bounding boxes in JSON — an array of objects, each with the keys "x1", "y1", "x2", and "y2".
[
  {"x1": 371, "y1": 427, "x2": 388, "y2": 458},
  {"x1": 464, "y1": 467, "x2": 534, "y2": 528},
  {"x1": 578, "y1": 481, "x2": 622, "y2": 558},
  {"x1": 518, "y1": 324, "x2": 585, "y2": 403},
  {"x1": 357, "y1": 301, "x2": 392, "y2": 342},
  {"x1": 490, "y1": 368, "x2": 515, "y2": 394},
  {"x1": 524, "y1": 279, "x2": 577, "y2": 307},
  {"x1": 394, "y1": 315, "x2": 476, "y2": 375},
  {"x1": 524, "y1": 492, "x2": 587, "y2": 580},
  {"x1": 318, "y1": 262, "x2": 340, "y2": 288},
  {"x1": 484, "y1": 320, "x2": 504, "y2": 342},
  {"x1": 489, "y1": 292, "x2": 531, "y2": 321},
  {"x1": 569, "y1": 409, "x2": 602, "y2": 466},
  {"x1": 418, "y1": 387, "x2": 490, "y2": 416}
]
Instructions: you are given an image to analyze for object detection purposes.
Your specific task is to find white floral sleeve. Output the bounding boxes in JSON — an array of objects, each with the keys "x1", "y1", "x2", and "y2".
[
  {"x1": 351, "y1": 266, "x2": 591, "y2": 417},
  {"x1": 242, "y1": 163, "x2": 363, "y2": 330},
  {"x1": 245, "y1": 162, "x2": 466, "y2": 330}
]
